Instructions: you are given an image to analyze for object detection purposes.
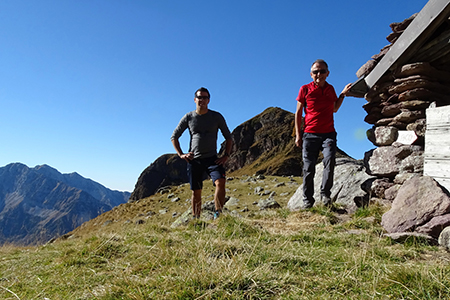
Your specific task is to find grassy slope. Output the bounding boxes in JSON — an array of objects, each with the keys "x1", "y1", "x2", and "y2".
[{"x1": 1, "y1": 175, "x2": 450, "y2": 299}]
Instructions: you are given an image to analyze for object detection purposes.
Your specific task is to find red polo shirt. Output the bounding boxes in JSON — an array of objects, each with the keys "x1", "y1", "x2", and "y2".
[{"x1": 296, "y1": 81, "x2": 338, "y2": 134}]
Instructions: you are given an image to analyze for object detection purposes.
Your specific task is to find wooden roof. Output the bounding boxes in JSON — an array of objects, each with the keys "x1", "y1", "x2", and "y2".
[{"x1": 350, "y1": 0, "x2": 450, "y2": 97}]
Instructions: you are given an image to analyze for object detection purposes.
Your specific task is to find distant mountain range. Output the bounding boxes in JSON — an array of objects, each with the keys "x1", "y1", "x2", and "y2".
[{"x1": 0, "y1": 163, "x2": 130, "y2": 245}]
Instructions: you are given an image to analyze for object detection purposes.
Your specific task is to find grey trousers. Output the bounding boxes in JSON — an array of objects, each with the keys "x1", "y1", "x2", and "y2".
[{"x1": 302, "y1": 132, "x2": 337, "y2": 203}]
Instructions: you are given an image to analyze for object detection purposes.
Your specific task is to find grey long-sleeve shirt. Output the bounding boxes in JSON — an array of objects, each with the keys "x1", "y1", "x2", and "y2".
[{"x1": 171, "y1": 109, "x2": 232, "y2": 159}]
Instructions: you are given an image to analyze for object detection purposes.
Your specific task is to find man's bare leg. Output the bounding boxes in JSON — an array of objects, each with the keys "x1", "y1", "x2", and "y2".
[
  {"x1": 214, "y1": 178, "x2": 226, "y2": 213},
  {"x1": 192, "y1": 189, "x2": 202, "y2": 218}
]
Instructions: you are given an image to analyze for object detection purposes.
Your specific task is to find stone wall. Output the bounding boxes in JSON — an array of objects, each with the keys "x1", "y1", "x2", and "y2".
[
  {"x1": 357, "y1": 14, "x2": 450, "y2": 192},
  {"x1": 364, "y1": 61, "x2": 450, "y2": 148},
  {"x1": 356, "y1": 13, "x2": 450, "y2": 247}
]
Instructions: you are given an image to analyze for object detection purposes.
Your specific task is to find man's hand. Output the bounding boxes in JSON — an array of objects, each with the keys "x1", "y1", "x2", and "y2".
[
  {"x1": 180, "y1": 152, "x2": 194, "y2": 162},
  {"x1": 341, "y1": 83, "x2": 352, "y2": 96},
  {"x1": 215, "y1": 155, "x2": 229, "y2": 166},
  {"x1": 295, "y1": 135, "x2": 302, "y2": 148}
]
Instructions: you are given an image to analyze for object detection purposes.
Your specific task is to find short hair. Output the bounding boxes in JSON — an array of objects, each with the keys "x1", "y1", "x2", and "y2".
[
  {"x1": 311, "y1": 59, "x2": 329, "y2": 70},
  {"x1": 195, "y1": 87, "x2": 210, "y2": 98}
]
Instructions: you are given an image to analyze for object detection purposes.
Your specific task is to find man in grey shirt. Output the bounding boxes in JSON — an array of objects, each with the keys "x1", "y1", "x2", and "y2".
[{"x1": 171, "y1": 87, "x2": 233, "y2": 220}]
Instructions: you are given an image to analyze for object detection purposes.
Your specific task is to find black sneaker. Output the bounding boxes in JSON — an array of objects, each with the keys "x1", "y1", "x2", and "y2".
[
  {"x1": 301, "y1": 200, "x2": 314, "y2": 209},
  {"x1": 321, "y1": 195, "x2": 332, "y2": 207}
]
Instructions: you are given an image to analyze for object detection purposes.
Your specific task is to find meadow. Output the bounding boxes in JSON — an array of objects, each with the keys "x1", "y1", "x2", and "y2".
[{"x1": 1, "y1": 175, "x2": 449, "y2": 299}]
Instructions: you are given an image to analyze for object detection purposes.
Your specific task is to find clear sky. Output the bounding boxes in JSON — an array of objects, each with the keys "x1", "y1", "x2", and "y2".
[{"x1": 0, "y1": 0, "x2": 428, "y2": 192}]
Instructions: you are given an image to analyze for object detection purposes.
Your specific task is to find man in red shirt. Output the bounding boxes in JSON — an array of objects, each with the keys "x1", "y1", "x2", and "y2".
[{"x1": 295, "y1": 59, "x2": 352, "y2": 208}]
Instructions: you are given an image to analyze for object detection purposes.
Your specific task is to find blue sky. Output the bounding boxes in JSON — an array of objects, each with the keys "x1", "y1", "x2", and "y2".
[{"x1": 0, "y1": 0, "x2": 428, "y2": 192}]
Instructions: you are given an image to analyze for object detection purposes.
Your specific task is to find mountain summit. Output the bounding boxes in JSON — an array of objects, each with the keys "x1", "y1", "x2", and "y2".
[{"x1": 0, "y1": 163, "x2": 130, "y2": 245}]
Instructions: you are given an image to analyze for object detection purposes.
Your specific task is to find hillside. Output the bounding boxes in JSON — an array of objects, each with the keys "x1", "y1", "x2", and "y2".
[
  {"x1": 1, "y1": 174, "x2": 449, "y2": 299},
  {"x1": 66, "y1": 174, "x2": 301, "y2": 236}
]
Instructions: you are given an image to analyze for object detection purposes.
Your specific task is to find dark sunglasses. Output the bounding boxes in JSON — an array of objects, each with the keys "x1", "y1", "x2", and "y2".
[
  {"x1": 312, "y1": 69, "x2": 328, "y2": 75},
  {"x1": 196, "y1": 96, "x2": 210, "y2": 100}
]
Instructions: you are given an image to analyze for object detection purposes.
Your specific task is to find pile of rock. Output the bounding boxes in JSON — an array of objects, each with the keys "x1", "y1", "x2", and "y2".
[
  {"x1": 364, "y1": 62, "x2": 450, "y2": 148},
  {"x1": 358, "y1": 13, "x2": 450, "y2": 148}
]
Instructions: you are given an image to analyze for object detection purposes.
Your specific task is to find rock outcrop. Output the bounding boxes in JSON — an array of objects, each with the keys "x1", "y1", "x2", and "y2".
[
  {"x1": 129, "y1": 154, "x2": 188, "y2": 202},
  {"x1": 288, "y1": 158, "x2": 374, "y2": 213}
]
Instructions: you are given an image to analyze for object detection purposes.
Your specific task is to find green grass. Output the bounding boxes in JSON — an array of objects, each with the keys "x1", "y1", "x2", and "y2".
[
  {"x1": 1, "y1": 211, "x2": 450, "y2": 299},
  {"x1": 1, "y1": 176, "x2": 450, "y2": 299}
]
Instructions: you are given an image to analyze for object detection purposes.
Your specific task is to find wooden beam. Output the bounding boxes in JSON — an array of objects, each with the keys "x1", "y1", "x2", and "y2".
[{"x1": 414, "y1": 28, "x2": 450, "y2": 62}]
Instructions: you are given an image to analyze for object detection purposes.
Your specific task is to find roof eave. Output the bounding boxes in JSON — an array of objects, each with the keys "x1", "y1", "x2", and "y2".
[{"x1": 349, "y1": 0, "x2": 450, "y2": 97}]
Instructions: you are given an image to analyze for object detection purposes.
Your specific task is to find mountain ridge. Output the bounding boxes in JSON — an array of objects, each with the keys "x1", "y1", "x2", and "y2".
[{"x1": 0, "y1": 162, "x2": 130, "y2": 245}]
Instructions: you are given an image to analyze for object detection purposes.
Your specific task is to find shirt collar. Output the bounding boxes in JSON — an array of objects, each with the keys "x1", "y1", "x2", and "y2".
[{"x1": 310, "y1": 81, "x2": 329, "y2": 89}]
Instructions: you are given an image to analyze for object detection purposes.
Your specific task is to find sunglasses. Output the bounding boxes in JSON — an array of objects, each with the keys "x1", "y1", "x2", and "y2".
[
  {"x1": 196, "y1": 96, "x2": 210, "y2": 100},
  {"x1": 311, "y1": 69, "x2": 328, "y2": 75}
]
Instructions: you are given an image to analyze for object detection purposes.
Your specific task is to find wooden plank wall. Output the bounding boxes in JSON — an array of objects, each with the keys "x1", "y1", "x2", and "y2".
[{"x1": 424, "y1": 105, "x2": 450, "y2": 192}]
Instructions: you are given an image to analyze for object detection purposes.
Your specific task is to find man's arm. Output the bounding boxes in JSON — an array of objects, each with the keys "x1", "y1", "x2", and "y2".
[
  {"x1": 295, "y1": 101, "x2": 303, "y2": 148},
  {"x1": 171, "y1": 114, "x2": 193, "y2": 162},
  {"x1": 334, "y1": 83, "x2": 352, "y2": 113}
]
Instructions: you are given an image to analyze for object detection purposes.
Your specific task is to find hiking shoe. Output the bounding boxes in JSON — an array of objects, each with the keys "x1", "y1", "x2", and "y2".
[
  {"x1": 213, "y1": 211, "x2": 221, "y2": 220},
  {"x1": 301, "y1": 200, "x2": 314, "y2": 209},
  {"x1": 321, "y1": 195, "x2": 332, "y2": 207}
]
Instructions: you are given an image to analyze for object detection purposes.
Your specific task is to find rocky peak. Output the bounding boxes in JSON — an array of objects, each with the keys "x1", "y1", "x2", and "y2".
[{"x1": 223, "y1": 107, "x2": 302, "y2": 176}]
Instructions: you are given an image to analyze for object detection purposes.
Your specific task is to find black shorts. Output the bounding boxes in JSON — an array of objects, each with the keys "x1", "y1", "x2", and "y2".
[{"x1": 187, "y1": 156, "x2": 226, "y2": 190}]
